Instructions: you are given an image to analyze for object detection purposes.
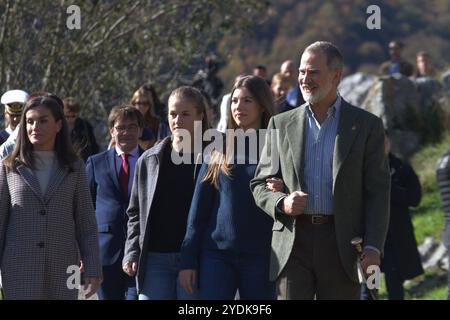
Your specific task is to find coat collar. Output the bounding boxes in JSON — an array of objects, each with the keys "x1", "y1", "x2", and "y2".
[
  {"x1": 143, "y1": 136, "x2": 172, "y2": 161},
  {"x1": 17, "y1": 160, "x2": 70, "y2": 204},
  {"x1": 285, "y1": 104, "x2": 307, "y2": 188}
]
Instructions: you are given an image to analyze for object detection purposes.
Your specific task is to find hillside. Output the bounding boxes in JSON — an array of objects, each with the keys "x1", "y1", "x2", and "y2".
[{"x1": 218, "y1": 0, "x2": 450, "y2": 87}]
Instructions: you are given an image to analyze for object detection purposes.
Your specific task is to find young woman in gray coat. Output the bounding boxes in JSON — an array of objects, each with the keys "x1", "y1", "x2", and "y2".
[
  {"x1": 122, "y1": 86, "x2": 208, "y2": 299},
  {"x1": 0, "y1": 93, "x2": 102, "y2": 300}
]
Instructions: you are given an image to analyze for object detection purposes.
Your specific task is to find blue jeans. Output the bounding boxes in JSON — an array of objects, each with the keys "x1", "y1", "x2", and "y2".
[
  {"x1": 139, "y1": 252, "x2": 198, "y2": 300},
  {"x1": 198, "y1": 249, "x2": 275, "y2": 300}
]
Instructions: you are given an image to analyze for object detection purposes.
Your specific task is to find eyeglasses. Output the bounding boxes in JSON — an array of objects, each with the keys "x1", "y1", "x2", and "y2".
[{"x1": 114, "y1": 124, "x2": 139, "y2": 133}]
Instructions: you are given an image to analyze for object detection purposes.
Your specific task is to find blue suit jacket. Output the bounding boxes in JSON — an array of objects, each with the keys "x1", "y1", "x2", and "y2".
[{"x1": 86, "y1": 147, "x2": 143, "y2": 266}]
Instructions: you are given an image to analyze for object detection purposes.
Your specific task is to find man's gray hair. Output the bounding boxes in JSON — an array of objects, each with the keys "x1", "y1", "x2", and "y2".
[{"x1": 304, "y1": 41, "x2": 344, "y2": 70}]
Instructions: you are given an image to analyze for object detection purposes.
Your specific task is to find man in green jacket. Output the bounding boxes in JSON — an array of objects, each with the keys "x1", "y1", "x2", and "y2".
[{"x1": 251, "y1": 41, "x2": 390, "y2": 300}]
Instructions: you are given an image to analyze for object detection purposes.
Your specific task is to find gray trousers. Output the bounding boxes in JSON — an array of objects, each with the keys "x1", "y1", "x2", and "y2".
[{"x1": 276, "y1": 222, "x2": 360, "y2": 300}]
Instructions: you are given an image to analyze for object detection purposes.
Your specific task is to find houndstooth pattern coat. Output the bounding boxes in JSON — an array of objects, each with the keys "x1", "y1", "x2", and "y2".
[{"x1": 0, "y1": 159, "x2": 102, "y2": 300}]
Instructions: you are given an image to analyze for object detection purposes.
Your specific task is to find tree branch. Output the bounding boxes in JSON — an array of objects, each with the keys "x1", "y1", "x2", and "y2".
[{"x1": 92, "y1": 1, "x2": 141, "y2": 49}]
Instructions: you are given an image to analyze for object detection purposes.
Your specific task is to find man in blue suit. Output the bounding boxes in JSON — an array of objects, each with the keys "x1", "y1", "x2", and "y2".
[{"x1": 86, "y1": 105, "x2": 145, "y2": 300}]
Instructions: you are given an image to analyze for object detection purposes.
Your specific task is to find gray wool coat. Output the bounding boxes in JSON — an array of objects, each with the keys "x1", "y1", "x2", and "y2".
[
  {"x1": 123, "y1": 136, "x2": 204, "y2": 294},
  {"x1": 123, "y1": 137, "x2": 171, "y2": 294},
  {"x1": 0, "y1": 158, "x2": 102, "y2": 300}
]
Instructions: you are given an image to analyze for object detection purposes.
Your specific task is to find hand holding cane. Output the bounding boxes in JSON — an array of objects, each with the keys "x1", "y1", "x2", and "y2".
[{"x1": 351, "y1": 237, "x2": 379, "y2": 300}]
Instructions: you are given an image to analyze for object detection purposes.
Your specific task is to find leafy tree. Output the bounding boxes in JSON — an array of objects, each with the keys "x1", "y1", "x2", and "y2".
[{"x1": 0, "y1": 0, "x2": 268, "y2": 145}]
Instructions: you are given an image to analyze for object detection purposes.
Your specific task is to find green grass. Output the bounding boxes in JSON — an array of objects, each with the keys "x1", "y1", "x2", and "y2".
[
  {"x1": 409, "y1": 285, "x2": 448, "y2": 300},
  {"x1": 412, "y1": 208, "x2": 445, "y2": 243},
  {"x1": 405, "y1": 270, "x2": 449, "y2": 300},
  {"x1": 377, "y1": 269, "x2": 448, "y2": 300},
  {"x1": 377, "y1": 131, "x2": 450, "y2": 300}
]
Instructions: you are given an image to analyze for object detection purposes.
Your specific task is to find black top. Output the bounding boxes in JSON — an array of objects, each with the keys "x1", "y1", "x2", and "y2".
[
  {"x1": 146, "y1": 143, "x2": 197, "y2": 252},
  {"x1": 382, "y1": 153, "x2": 423, "y2": 280}
]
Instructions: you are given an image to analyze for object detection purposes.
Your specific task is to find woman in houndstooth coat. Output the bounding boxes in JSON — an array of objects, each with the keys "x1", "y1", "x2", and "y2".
[{"x1": 0, "y1": 93, "x2": 102, "y2": 300}]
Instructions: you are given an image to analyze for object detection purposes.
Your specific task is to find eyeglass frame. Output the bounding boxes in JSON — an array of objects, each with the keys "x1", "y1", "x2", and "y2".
[{"x1": 113, "y1": 123, "x2": 140, "y2": 133}]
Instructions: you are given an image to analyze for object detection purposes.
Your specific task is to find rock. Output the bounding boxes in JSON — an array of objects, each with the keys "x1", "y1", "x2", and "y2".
[
  {"x1": 422, "y1": 242, "x2": 447, "y2": 271},
  {"x1": 414, "y1": 76, "x2": 444, "y2": 110},
  {"x1": 418, "y1": 236, "x2": 449, "y2": 272},
  {"x1": 418, "y1": 237, "x2": 439, "y2": 261},
  {"x1": 338, "y1": 72, "x2": 375, "y2": 106},
  {"x1": 361, "y1": 74, "x2": 422, "y2": 159},
  {"x1": 339, "y1": 72, "x2": 447, "y2": 159}
]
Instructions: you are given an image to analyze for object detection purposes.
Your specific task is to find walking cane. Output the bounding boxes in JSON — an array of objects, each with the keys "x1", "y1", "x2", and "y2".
[{"x1": 351, "y1": 237, "x2": 379, "y2": 300}]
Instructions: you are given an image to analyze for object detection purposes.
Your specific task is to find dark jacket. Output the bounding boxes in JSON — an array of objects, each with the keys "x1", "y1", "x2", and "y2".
[
  {"x1": 86, "y1": 147, "x2": 143, "y2": 266},
  {"x1": 379, "y1": 59, "x2": 414, "y2": 77},
  {"x1": 382, "y1": 153, "x2": 424, "y2": 280},
  {"x1": 276, "y1": 99, "x2": 296, "y2": 114},
  {"x1": 71, "y1": 118, "x2": 99, "y2": 162}
]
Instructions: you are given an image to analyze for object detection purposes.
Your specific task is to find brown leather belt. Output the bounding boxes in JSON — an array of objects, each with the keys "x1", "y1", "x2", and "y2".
[{"x1": 297, "y1": 214, "x2": 334, "y2": 225}]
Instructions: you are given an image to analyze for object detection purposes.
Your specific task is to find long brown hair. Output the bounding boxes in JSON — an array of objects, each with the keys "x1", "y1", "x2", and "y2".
[
  {"x1": 203, "y1": 75, "x2": 275, "y2": 188},
  {"x1": 130, "y1": 85, "x2": 160, "y2": 136},
  {"x1": 4, "y1": 92, "x2": 78, "y2": 172}
]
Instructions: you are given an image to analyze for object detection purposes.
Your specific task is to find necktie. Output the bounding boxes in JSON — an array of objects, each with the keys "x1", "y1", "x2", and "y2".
[{"x1": 119, "y1": 153, "x2": 129, "y2": 199}]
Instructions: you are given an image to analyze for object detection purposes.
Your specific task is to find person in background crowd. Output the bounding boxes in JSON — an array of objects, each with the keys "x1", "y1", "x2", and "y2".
[
  {"x1": 271, "y1": 72, "x2": 295, "y2": 113},
  {"x1": 253, "y1": 65, "x2": 271, "y2": 86},
  {"x1": 0, "y1": 92, "x2": 102, "y2": 300},
  {"x1": 200, "y1": 90, "x2": 218, "y2": 129},
  {"x1": 415, "y1": 51, "x2": 437, "y2": 79},
  {"x1": 280, "y1": 60, "x2": 305, "y2": 108},
  {"x1": 379, "y1": 40, "x2": 414, "y2": 77},
  {"x1": 192, "y1": 55, "x2": 224, "y2": 112},
  {"x1": 123, "y1": 86, "x2": 208, "y2": 300},
  {"x1": 86, "y1": 106, "x2": 145, "y2": 300},
  {"x1": 217, "y1": 74, "x2": 246, "y2": 133},
  {"x1": 0, "y1": 90, "x2": 28, "y2": 145},
  {"x1": 130, "y1": 84, "x2": 170, "y2": 150},
  {"x1": 179, "y1": 76, "x2": 276, "y2": 300},
  {"x1": 361, "y1": 131, "x2": 423, "y2": 300},
  {"x1": 63, "y1": 97, "x2": 99, "y2": 162}
]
